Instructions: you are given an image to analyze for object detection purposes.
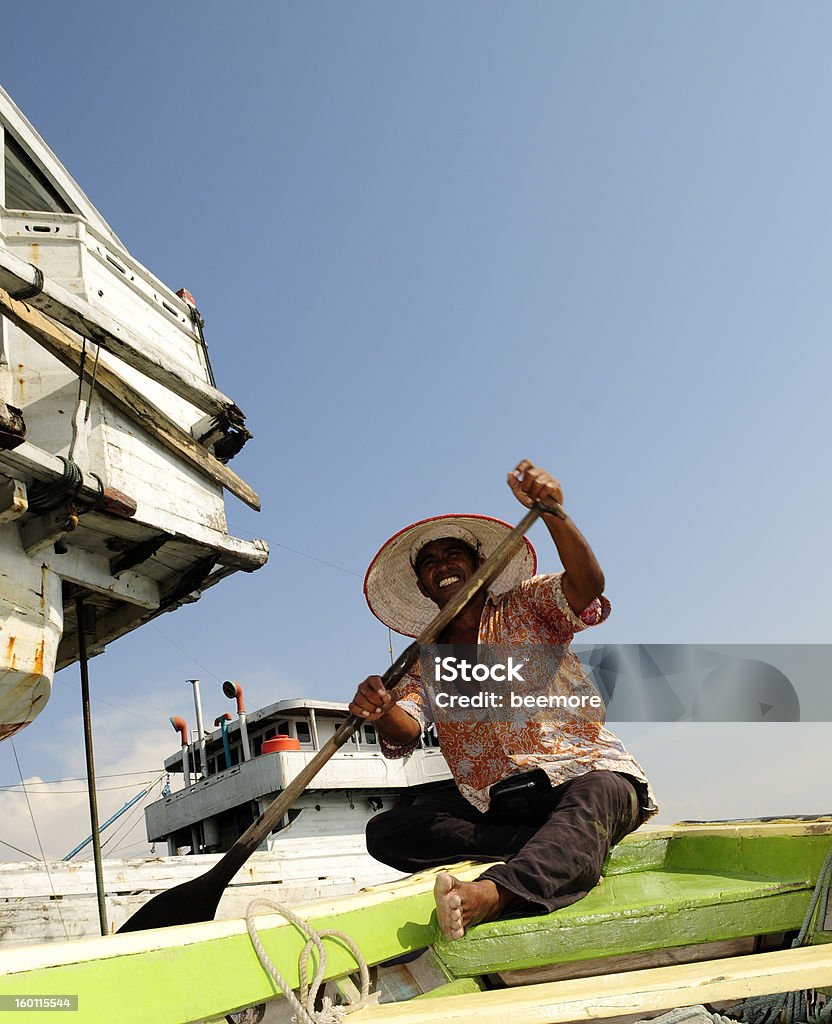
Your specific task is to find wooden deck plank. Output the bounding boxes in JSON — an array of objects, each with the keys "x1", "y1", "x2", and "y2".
[{"x1": 351, "y1": 945, "x2": 832, "y2": 1024}]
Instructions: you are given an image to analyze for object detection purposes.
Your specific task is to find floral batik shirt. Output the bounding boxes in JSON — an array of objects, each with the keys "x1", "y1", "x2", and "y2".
[{"x1": 380, "y1": 573, "x2": 657, "y2": 817}]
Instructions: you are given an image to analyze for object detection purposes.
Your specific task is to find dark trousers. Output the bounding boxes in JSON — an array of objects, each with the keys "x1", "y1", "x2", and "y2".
[{"x1": 365, "y1": 770, "x2": 642, "y2": 914}]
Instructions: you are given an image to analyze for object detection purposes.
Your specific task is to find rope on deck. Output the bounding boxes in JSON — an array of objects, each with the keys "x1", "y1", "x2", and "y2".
[
  {"x1": 731, "y1": 844, "x2": 832, "y2": 1024},
  {"x1": 244, "y1": 898, "x2": 371, "y2": 1024},
  {"x1": 639, "y1": 1007, "x2": 735, "y2": 1024}
]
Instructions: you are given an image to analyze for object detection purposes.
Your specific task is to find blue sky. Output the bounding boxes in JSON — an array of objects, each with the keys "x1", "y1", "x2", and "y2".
[{"x1": 1, "y1": 3, "x2": 830, "y2": 860}]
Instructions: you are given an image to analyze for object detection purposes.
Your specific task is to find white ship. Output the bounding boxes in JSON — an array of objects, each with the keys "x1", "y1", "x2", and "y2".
[
  {"x1": 0, "y1": 689, "x2": 451, "y2": 944},
  {"x1": 0, "y1": 83, "x2": 268, "y2": 738}
]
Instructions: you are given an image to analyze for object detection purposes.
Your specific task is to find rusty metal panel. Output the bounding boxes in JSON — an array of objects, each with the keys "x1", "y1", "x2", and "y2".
[{"x1": 0, "y1": 527, "x2": 62, "y2": 736}]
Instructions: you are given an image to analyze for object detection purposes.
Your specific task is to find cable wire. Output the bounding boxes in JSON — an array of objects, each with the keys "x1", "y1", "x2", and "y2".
[
  {"x1": 0, "y1": 838, "x2": 40, "y2": 860},
  {"x1": 84, "y1": 343, "x2": 101, "y2": 422},
  {"x1": 0, "y1": 780, "x2": 158, "y2": 794},
  {"x1": 10, "y1": 741, "x2": 69, "y2": 940},
  {"x1": 99, "y1": 776, "x2": 165, "y2": 857}
]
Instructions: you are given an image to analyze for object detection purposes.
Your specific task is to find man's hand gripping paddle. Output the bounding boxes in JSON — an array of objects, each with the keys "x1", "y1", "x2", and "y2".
[{"x1": 119, "y1": 500, "x2": 565, "y2": 932}]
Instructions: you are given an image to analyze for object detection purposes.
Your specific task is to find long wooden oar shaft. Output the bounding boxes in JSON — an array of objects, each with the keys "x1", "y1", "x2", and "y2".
[{"x1": 119, "y1": 500, "x2": 562, "y2": 931}]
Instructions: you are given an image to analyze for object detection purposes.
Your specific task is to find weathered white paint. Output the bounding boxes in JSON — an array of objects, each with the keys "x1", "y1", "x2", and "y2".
[
  {"x1": 0, "y1": 83, "x2": 267, "y2": 735},
  {"x1": 0, "y1": 836, "x2": 376, "y2": 899},
  {"x1": 0, "y1": 863, "x2": 486, "y2": 969},
  {"x1": 148, "y1": 749, "x2": 450, "y2": 841},
  {"x1": 39, "y1": 547, "x2": 159, "y2": 609},
  {"x1": 0, "y1": 841, "x2": 406, "y2": 945},
  {"x1": 0, "y1": 442, "x2": 103, "y2": 501},
  {"x1": 0, "y1": 288, "x2": 260, "y2": 509},
  {"x1": 0, "y1": 86, "x2": 123, "y2": 245},
  {"x1": 0, "y1": 232, "x2": 239, "y2": 420},
  {"x1": 0, "y1": 207, "x2": 209, "y2": 375},
  {"x1": 0, "y1": 442, "x2": 267, "y2": 570},
  {"x1": 0, "y1": 528, "x2": 62, "y2": 738},
  {"x1": 0, "y1": 316, "x2": 8, "y2": 373},
  {"x1": 20, "y1": 508, "x2": 75, "y2": 556},
  {"x1": 0, "y1": 477, "x2": 27, "y2": 523}
]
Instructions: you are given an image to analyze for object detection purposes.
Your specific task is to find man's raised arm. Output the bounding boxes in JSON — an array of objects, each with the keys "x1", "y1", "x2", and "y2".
[{"x1": 507, "y1": 459, "x2": 605, "y2": 615}]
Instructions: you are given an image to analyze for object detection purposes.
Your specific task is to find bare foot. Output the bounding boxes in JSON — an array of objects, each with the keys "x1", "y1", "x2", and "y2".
[{"x1": 434, "y1": 872, "x2": 512, "y2": 941}]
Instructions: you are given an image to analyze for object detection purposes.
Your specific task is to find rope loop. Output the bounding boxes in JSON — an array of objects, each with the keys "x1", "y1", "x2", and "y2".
[
  {"x1": 27, "y1": 456, "x2": 83, "y2": 514},
  {"x1": 244, "y1": 898, "x2": 370, "y2": 1024},
  {"x1": 10, "y1": 265, "x2": 44, "y2": 302}
]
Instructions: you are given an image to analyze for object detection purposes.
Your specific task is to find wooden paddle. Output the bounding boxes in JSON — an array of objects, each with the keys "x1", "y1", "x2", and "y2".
[{"x1": 119, "y1": 500, "x2": 563, "y2": 932}]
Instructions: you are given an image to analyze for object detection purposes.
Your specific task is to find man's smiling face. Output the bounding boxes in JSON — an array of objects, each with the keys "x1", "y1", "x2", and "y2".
[{"x1": 414, "y1": 537, "x2": 480, "y2": 608}]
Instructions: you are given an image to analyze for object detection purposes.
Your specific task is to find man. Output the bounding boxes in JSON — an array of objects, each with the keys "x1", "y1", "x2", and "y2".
[{"x1": 350, "y1": 460, "x2": 656, "y2": 941}]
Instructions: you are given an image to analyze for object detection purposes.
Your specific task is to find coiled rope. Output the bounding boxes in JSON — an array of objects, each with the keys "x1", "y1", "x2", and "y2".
[
  {"x1": 10, "y1": 264, "x2": 44, "y2": 302},
  {"x1": 643, "y1": 1007, "x2": 735, "y2": 1024},
  {"x1": 244, "y1": 898, "x2": 370, "y2": 1024},
  {"x1": 27, "y1": 456, "x2": 82, "y2": 514}
]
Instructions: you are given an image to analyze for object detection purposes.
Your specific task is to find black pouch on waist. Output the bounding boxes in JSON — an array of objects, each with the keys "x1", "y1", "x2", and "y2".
[{"x1": 488, "y1": 768, "x2": 552, "y2": 817}]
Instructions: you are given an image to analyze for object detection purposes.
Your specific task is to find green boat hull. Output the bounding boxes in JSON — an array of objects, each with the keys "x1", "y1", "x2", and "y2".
[{"x1": 0, "y1": 819, "x2": 830, "y2": 1023}]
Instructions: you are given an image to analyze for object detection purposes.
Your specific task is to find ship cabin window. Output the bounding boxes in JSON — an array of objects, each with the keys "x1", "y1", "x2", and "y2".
[
  {"x1": 295, "y1": 720, "x2": 311, "y2": 744},
  {"x1": 3, "y1": 131, "x2": 73, "y2": 214},
  {"x1": 363, "y1": 725, "x2": 377, "y2": 745}
]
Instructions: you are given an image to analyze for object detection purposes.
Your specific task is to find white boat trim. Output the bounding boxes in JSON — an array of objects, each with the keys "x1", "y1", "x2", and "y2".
[
  {"x1": 0, "y1": 287, "x2": 260, "y2": 508},
  {"x1": 0, "y1": 88, "x2": 123, "y2": 247},
  {"x1": 0, "y1": 246, "x2": 241, "y2": 422}
]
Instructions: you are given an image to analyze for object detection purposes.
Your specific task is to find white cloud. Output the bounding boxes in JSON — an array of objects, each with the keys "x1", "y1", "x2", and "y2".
[
  {"x1": 3, "y1": 707, "x2": 179, "y2": 863},
  {"x1": 620, "y1": 722, "x2": 831, "y2": 824}
]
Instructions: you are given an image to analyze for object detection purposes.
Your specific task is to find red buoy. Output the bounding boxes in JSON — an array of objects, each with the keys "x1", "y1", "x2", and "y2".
[{"x1": 262, "y1": 735, "x2": 301, "y2": 753}]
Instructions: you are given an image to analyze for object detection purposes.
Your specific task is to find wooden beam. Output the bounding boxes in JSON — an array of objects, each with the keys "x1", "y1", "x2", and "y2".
[
  {"x1": 55, "y1": 562, "x2": 241, "y2": 667},
  {"x1": 0, "y1": 247, "x2": 243, "y2": 422},
  {"x1": 350, "y1": 945, "x2": 832, "y2": 1024},
  {"x1": 0, "y1": 440, "x2": 107, "y2": 500},
  {"x1": 103, "y1": 517, "x2": 267, "y2": 574},
  {"x1": 86, "y1": 506, "x2": 268, "y2": 573},
  {"x1": 0, "y1": 397, "x2": 25, "y2": 450},
  {"x1": 40, "y1": 546, "x2": 159, "y2": 609},
  {"x1": 0, "y1": 286, "x2": 262, "y2": 511},
  {"x1": 57, "y1": 602, "x2": 146, "y2": 666},
  {"x1": 0, "y1": 477, "x2": 27, "y2": 523},
  {"x1": 0, "y1": 839, "x2": 391, "y2": 900},
  {"x1": 109, "y1": 534, "x2": 169, "y2": 575},
  {"x1": 0, "y1": 418, "x2": 265, "y2": 573},
  {"x1": 20, "y1": 506, "x2": 75, "y2": 555}
]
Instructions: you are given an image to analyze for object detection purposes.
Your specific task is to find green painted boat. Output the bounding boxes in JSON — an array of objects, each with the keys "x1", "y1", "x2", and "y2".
[{"x1": 1, "y1": 818, "x2": 831, "y2": 1024}]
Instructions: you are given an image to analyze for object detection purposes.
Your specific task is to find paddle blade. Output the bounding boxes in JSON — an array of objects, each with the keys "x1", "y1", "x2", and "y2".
[{"x1": 117, "y1": 864, "x2": 225, "y2": 932}]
